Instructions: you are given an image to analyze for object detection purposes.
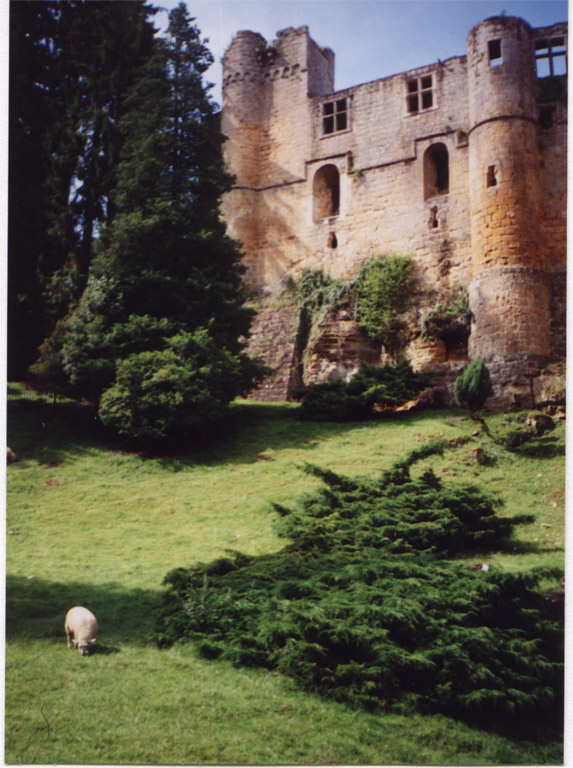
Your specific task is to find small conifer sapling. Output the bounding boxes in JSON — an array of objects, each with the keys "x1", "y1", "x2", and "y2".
[{"x1": 454, "y1": 356, "x2": 493, "y2": 420}]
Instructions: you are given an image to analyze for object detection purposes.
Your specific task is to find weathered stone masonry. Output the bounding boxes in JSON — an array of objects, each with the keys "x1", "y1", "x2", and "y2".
[{"x1": 221, "y1": 17, "x2": 567, "y2": 408}]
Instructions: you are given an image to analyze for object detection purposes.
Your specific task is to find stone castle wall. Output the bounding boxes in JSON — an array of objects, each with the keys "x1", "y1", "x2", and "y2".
[{"x1": 222, "y1": 17, "x2": 567, "y2": 407}]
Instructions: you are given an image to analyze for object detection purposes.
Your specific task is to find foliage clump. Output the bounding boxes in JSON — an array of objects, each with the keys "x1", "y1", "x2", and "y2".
[
  {"x1": 454, "y1": 356, "x2": 493, "y2": 420},
  {"x1": 354, "y1": 255, "x2": 417, "y2": 355},
  {"x1": 421, "y1": 284, "x2": 471, "y2": 339},
  {"x1": 292, "y1": 269, "x2": 352, "y2": 319},
  {"x1": 296, "y1": 361, "x2": 431, "y2": 421},
  {"x1": 155, "y1": 444, "x2": 562, "y2": 730},
  {"x1": 285, "y1": 256, "x2": 417, "y2": 377}
]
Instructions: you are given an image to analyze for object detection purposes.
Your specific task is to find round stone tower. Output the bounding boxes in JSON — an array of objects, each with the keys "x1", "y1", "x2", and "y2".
[
  {"x1": 221, "y1": 31, "x2": 267, "y2": 187},
  {"x1": 220, "y1": 32, "x2": 267, "y2": 287},
  {"x1": 467, "y1": 16, "x2": 549, "y2": 401}
]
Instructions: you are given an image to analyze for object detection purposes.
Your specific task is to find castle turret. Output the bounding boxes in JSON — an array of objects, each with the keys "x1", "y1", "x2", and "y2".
[
  {"x1": 221, "y1": 27, "x2": 334, "y2": 290},
  {"x1": 467, "y1": 17, "x2": 549, "y2": 387}
]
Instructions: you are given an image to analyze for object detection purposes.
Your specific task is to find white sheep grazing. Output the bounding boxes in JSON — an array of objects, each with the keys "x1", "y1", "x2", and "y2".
[{"x1": 65, "y1": 606, "x2": 98, "y2": 656}]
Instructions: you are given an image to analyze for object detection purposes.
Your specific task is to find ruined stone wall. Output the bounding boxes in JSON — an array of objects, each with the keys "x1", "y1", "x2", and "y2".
[
  {"x1": 223, "y1": 18, "x2": 567, "y2": 406},
  {"x1": 224, "y1": 44, "x2": 474, "y2": 297}
]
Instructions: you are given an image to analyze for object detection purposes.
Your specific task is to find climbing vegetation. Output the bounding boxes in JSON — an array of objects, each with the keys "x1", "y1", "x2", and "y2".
[
  {"x1": 155, "y1": 442, "x2": 563, "y2": 731},
  {"x1": 286, "y1": 254, "x2": 417, "y2": 363},
  {"x1": 354, "y1": 254, "x2": 417, "y2": 354},
  {"x1": 421, "y1": 283, "x2": 471, "y2": 339}
]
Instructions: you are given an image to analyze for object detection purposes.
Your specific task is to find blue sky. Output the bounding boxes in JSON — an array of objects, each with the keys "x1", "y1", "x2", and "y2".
[{"x1": 155, "y1": 0, "x2": 568, "y2": 105}]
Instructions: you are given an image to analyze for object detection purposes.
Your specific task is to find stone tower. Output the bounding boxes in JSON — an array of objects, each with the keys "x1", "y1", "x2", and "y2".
[
  {"x1": 221, "y1": 27, "x2": 335, "y2": 290},
  {"x1": 467, "y1": 17, "x2": 550, "y2": 382}
]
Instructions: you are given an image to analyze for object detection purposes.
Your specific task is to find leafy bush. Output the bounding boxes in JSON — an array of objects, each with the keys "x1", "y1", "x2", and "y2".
[
  {"x1": 297, "y1": 361, "x2": 431, "y2": 421},
  {"x1": 354, "y1": 255, "x2": 417, "y2": 353},
  {"x1": 454, "y1": 356, "x2": 493, "y2": 420},
  {"x1": 155, "y1": 445, "x2": 562, "y2": 729},
  {"x1": 99, "y1": 330, "x2": 264, "y2": 442}
]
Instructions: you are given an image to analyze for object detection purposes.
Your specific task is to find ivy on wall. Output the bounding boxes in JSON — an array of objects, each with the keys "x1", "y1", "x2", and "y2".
[{"x1": 285, "y1": 253, "x2": 418, "y2": 374}]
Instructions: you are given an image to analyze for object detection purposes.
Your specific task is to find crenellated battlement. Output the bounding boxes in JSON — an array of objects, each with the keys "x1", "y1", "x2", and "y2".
[{"x1": 223, "y1": 62, "x2": 305, "y2": 88}]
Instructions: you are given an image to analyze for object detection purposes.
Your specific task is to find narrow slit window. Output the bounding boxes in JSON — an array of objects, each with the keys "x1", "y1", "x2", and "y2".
[
  {"x1": 488, "y1": 39, "x2": 502, "y2": 66},
  {"x1": 429, "y1": 206, "x2": 439, "y2": 229},
  {"x1": 487, "y1": 165, "x2": 497, "y2": 188},
  {"x1": 539, "y1": 105, "x2": 555, "y2": 130}
]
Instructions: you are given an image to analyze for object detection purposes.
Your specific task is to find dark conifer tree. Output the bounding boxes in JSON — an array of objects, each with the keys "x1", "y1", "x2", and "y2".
[
  {"x1": 31, "y1": 3, "x2": 266, "y2": 441},
  {"x1": 8, "y1": 0, "x2": 156, "y2": 378}
]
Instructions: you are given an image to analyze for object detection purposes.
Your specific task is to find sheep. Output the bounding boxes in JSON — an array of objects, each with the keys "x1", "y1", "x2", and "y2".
[{"x1": 65, "y1": 606, "x2": 98, "y2": 656}]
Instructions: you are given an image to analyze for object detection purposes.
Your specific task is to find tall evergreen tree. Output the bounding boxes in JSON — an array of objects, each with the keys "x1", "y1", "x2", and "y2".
[
  {"x1": 8, "y1": 1, "x2": 157, "y2": 378},
  {"x1": 31, "y1": 3, "x2": 266, "y2": 442},
  {"x1": 8, "y1": 2, "x2": 58, "y2": 378}
]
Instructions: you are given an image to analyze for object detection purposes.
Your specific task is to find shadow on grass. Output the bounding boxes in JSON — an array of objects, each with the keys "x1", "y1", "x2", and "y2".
[
  {"x1": 8, "y1": 393, "x2": 565, "y2": 475},
  {"x1": 7, "y1": 399, "x2": 111, "y2": 467},
  {"x1": 6, "y1": 575, "x2": 163, "y2": 649},
  {"x1": 7, "y1": 390, "x2": 467, "y2": 469}
]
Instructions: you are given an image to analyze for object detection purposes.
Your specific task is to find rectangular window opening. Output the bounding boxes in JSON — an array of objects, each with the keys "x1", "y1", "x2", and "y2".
[
  {"x1": 487, "y1": 165, "x2": 497, "y2": 188},
  {"x1": 553, "y1": 56, "x2": 567, "y2": 76},
  {"x1": 488, "y1": 39, "x2": 502, "y2": 66},
  {"x1": 336, "y1": 112, "x2": 347, "y2": 131},
  {"x1": 535, "y1": 36, "x2": 567, "y2": 78},
  {"x1": 406, "y1": 75, "x2": 434, "y2": 114},
  {"x1": 322, "y1": 98, "x2": 348, "y2": 135},
  {"x1": 535, "y1": 39, "x2": 549, "y2": 54},
  {"x1": 323, "y1": 115, "x2": 334, "y2": 134}
]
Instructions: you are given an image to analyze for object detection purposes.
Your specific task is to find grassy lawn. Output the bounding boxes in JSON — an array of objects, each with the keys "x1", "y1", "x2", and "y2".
[{"x1": 5, "y1": 386, "x2": 565, "y2": 764}]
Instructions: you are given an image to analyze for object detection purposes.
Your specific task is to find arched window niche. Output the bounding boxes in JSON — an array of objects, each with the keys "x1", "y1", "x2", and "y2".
[
  {"x1": 313, "y1": 164, "x2": 340, "y2": 221},
  {"x1": 423, "y1": 143, "x2": 449, "y2": 199}
]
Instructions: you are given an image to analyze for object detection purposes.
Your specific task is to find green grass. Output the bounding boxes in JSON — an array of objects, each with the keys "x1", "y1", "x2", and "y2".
[{"x1": 5, "y1": 386, "x2": 565, "y2": 764}]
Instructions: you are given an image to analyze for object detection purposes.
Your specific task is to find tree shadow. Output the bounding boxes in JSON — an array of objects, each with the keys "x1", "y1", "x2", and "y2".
[
  {"x1": 6, "y1": 575, "x2": 163, "y2": 648},
  {"x1": 7, "y1": 399, "x2": 110, "y2": 467},
  {"x1": 7, "y1": 394, "x2": 465, "y2": 469}
]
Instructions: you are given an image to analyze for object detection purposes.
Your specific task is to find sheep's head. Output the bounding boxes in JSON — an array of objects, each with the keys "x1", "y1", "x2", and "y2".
[{"x1": 79, "y1": 640, "x2": 94, "y2": 656}]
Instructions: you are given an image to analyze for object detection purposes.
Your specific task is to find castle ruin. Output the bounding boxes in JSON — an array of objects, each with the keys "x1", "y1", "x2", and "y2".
[{"x1": 221, "y1": 16, "x2": 567, "y2": 409}]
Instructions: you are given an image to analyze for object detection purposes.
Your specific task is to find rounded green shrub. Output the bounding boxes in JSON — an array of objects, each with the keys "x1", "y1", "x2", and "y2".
[{"x1": 98, "y1": 330, "x2": 261, "y2": 442}]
